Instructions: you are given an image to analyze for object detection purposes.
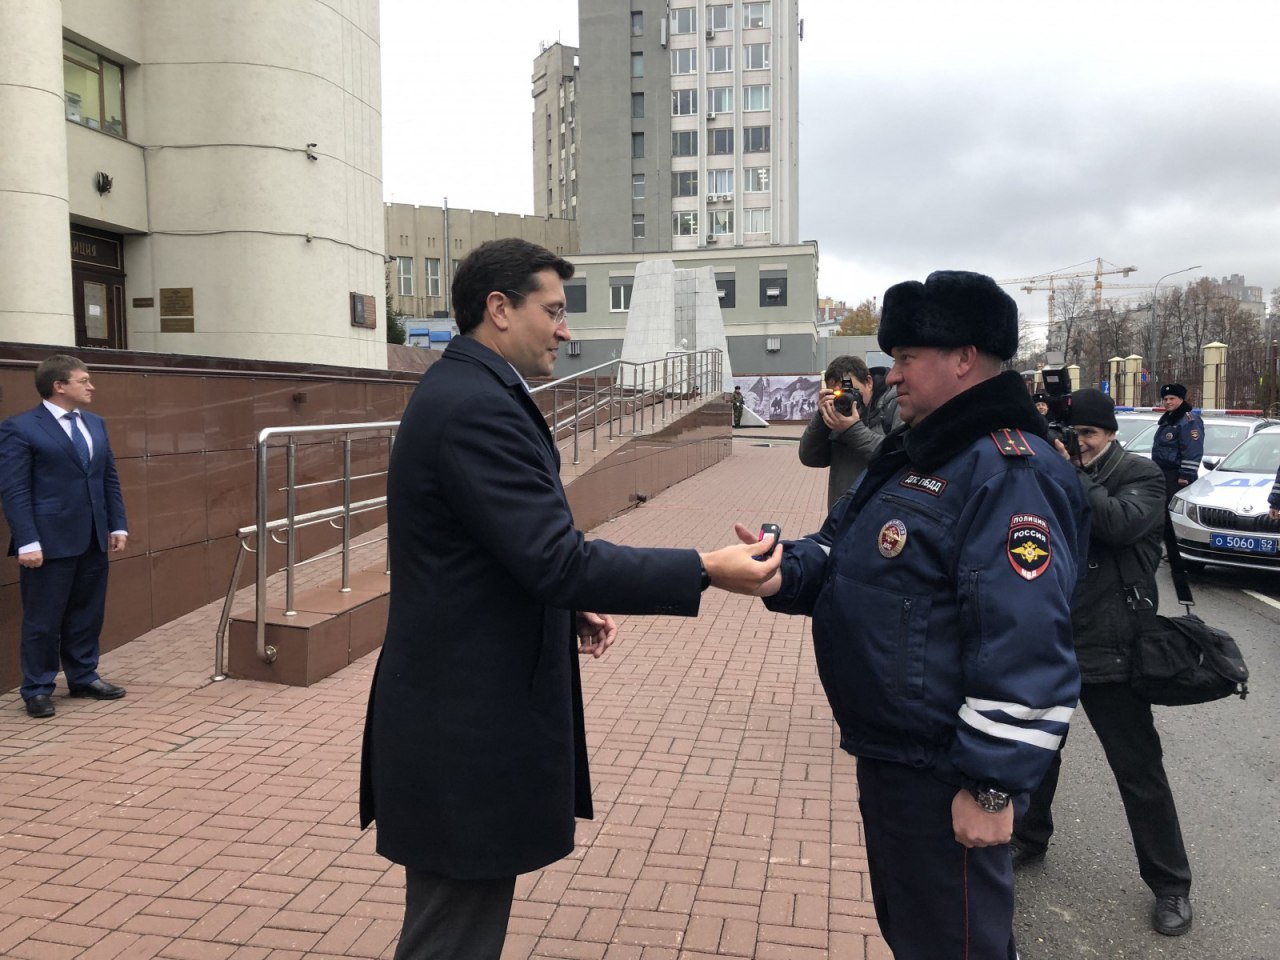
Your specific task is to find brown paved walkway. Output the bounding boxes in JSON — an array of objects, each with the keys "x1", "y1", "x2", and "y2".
[{"x1": 0, "y1": 436, "x2": 889, "y2": 959}]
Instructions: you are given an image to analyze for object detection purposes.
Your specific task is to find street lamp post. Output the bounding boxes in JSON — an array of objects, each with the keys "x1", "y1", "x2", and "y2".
[{"x1": 1150, "y1": 264, "x2": 1201, "y2": 395}]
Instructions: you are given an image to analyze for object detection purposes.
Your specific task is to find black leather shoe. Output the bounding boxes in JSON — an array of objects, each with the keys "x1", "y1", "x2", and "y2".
[
  {"x1": 24, "y1": 695, "x2": 55, "y2": 718},
  {"x1": 1009, "y1": 837, "x2": 1046, "y2": 868},
  {"x1": 68, "y1": 678, "x2": 126, "y2": 700},
  {"x1": 1153, "y1": 894, "x2": 1193, "y2": 936}
]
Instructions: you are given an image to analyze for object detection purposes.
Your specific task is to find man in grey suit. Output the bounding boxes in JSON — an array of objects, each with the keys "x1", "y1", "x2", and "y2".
[{"x1": 0, "y1": 354, "x2": 129, "y2": 719}]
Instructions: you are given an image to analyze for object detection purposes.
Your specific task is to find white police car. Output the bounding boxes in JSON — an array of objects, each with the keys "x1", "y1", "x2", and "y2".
[
  {"x1": 1127, "y1": 414, "x2": 1277, "y2": 477},
  {"x1": 1169, "y1": 424, "x2": 1280, "y2": 572}
]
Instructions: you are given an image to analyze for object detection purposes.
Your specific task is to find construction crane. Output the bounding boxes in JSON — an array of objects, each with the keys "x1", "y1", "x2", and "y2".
[{"x1": 998, "y1": 258, "x2": 1138, "y2": 326}]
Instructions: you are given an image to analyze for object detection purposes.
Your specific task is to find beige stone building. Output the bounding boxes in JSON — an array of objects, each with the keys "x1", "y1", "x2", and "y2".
[
  {"x1": 384, "y1": 203, "x2": 578, "y2": 319},
  {"x1": 0, "y1": 0, "x2": 386, "y2": 368}
]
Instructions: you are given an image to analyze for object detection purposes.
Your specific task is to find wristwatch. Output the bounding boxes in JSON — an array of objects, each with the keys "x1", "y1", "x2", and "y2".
[{"x1": 968, "y1": 783, "x2": 1012, "y2": 814}]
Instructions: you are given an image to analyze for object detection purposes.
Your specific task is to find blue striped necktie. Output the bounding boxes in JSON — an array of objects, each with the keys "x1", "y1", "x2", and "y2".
[{"x1": 65, "y1": 411, "x2": 91, "y2": 468}]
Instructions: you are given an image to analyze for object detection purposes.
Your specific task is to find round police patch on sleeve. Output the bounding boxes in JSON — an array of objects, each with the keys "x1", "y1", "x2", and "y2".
[{"x1": 1007, "y1": 514, "x2": 1052, "y2": 580}]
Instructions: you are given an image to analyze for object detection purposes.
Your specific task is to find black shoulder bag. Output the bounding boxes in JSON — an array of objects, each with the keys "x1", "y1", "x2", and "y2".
[{"x1": 1120, "y1": 524, "x2": 1249, "y2": 706}]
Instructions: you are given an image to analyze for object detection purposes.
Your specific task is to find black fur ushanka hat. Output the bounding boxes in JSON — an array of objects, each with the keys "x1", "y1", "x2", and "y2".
[{"x1": 877, "y1": 270, "x2": 1019, "y2": 361}]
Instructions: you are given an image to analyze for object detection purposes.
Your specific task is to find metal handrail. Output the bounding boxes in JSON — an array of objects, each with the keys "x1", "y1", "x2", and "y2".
[{"x1": 215, "y1": 349, "x2": 725, "y2": 679}]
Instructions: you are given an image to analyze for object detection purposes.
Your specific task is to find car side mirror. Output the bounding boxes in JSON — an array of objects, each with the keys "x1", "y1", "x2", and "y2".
[{"x1": 1202, "y1": 457, "x2": 1220, "y2": 471}]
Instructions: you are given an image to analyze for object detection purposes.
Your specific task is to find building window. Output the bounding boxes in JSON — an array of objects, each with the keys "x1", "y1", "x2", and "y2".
[
  {"x1": 63, "y1": 39, "x2": 126, "y2": 137},
  {"x1": 710, "y1": 210, "x2": 734, "y2": 235},
  {"x1": 707, "y1": 4, "x2": 733, "y2": 31},
  {"x1": 761, "y1": 277, "x2": 788, "y2": 306},
  {"x1": 631, "y1": 92, "x2": 645, "y2": 118},
  {"x1": 672, "y1": 170, "x2": 699, "y2": 197},
  {"x1": 610, "y1": 281, "x2": 634, "y2": 311},
  {"x1": 744, "y1": 166, "x2": 771, "y2": 192},
  {"x1": 672, "y1": 88, "x2": 699, "y2": 116},
  {"x1": 707, "y1": 45, "x2": 733, "y2": 72},
  {"x1": 743, "y1": 84, "x2": 771, "y2": 111},
  {"x1": 632, "y1": 173, "x2": 646, "y2": 199},
  {"x1": 708, "y1": 128, "x2": 734, "y2": 154},
  {"x1": 743, "y1": 125, "x2": 771, "y2": 152},
  {"x1": 631, "y1": 52, "x2": 644, "y2": 77},
  {"x1": 631, "y1": 10, "x2": 644, "y2": 35},
  {"x1": 716, "y1": 273, "x2": 737, "y2": 308},
  {"x1": 744, "y1": 207, "x2": 771, "y2": 234},
  {"x1": 632, "y1": 214, "x2": 646, "y2": 239},
  {"x1": 670, "y1": 48, "x2": 698, "y2": 75},
  {"x1": 396, "y1": 257, "x2": 413, "y2": 296},
  {"x1": 672, "y1": 211, "x2": 699, "y2": 237},
  {"x1": 743, "y1": 2, "x2": 772, "y2": 28},
  {"x1": 565, "y1": 281, "x2": 587, "y2": 313},
  {"x1": 765, "y1": 335, "x2": 782, "y2": 350},
  {"x1": 744, "y1": 43, "x2": 770, "y2": 70},
  {"x1": 670, "y1": 6, "x2": 697, "y2": 34},
  {"x1": 632, "y1": 132, "x2": 645, "y2": 158},
  {"x1": 672, "y1": 130, "x2": 699, "y2": 156},
  {"x1": 425, "y1": 258, "x2": 441, "y2": 297},
  {"x1": 707, "y1": 168, "x2": 734, "y2": 195},
  {"x1": 707, "y1": 86, "x2": 734, "y2": 114}
]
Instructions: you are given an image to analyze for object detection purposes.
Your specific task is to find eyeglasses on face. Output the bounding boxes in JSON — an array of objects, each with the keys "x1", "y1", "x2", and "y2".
[
  {"x1": 503, "y1": 290, "x2": 567, "y2": 325},
  {"x1": 59, "y1": 376, "x2": 93, "y2": 386}
]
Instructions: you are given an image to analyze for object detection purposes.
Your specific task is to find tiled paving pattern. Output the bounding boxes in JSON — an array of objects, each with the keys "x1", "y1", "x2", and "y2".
[{"x1": 0, "y1": 434, "x2": 890, "y2": 959}]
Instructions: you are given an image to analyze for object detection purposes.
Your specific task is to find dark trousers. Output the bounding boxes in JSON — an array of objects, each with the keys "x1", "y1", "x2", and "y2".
[
  {"x1": 857, "y1": 757, "x2": 1020, "y2": 960},
  {"x1": 394, "y1": 867, "x2": 516, "y2": 960},
  {"x1": 1015, "y1": 682, "x2": 1191, "y2": 896},
  {"x1": 18, "y1": 545, "x2": 109, "y2": 700}
]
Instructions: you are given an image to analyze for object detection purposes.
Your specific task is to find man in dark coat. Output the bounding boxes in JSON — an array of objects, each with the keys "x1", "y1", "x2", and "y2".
[
  {"x1": 359, "y1": 239, "x2": 782, "y2": 960},
  {"x1": 1010, "y1": 389, "x2": 1194, "y2": 937}
]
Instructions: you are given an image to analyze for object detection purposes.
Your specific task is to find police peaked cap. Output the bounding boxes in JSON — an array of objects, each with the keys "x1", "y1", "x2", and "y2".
[
  {"x1": 877, "y1": 270, "x2": 1019, "y2": 361},
  {"x1": 1159, "y1": 382, "x2": 1188, "y2": 399}
]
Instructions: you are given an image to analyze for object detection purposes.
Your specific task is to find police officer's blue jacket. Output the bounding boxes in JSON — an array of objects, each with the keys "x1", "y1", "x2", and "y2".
[
  {"x1": 765, "y1": 372, "x2": 1090, "y2": 795},
  {"x1": 1150, "y1": 402, "x2": 1204, "y2": 485}
]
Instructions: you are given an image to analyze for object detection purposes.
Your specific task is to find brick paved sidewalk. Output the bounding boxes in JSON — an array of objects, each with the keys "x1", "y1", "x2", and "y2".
[{"x1": 0, "y1": 438, "x2": 888, "y2": 959}]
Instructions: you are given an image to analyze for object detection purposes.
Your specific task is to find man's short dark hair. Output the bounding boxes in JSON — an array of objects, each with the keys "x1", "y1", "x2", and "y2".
[
  {"x1": 35, "y1": 354, "x2": 87, "y2": 399},
  {"x1": 823, "y1": 355, "x2": 870, "y2": 385},
  {"x1": 452, "y1": 239, "x2": 574, "y2": 335}
]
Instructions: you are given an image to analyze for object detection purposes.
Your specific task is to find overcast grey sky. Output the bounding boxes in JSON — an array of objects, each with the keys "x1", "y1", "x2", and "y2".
[{"x1": 380, "y1": 0, "x2": 1280, "y2": 331}]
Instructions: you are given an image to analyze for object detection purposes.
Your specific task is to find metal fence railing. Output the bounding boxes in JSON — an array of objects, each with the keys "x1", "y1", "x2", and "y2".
[{"x1": 212, "y1": 348, "x2": 726, "y2": 679}]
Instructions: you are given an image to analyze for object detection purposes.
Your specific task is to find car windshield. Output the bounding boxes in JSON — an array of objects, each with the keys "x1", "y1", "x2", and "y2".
[
  {"x1": 1203, "y1": 423, "x2": 1252, "y2": 458},
  {"x1": 1127, "y1": 422, "x2": 1158, "y2": 454},
  {"x1": 1215, "y1": 432, "x2": 1280, "y2": 473},
  {"x1": 1115, "y1": 416, "x2": 1157, "y2": 445}
]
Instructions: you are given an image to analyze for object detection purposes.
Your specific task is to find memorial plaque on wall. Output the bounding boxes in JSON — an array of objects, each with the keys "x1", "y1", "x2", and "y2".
[
  {"x1": 350, "y1": 292, "x2": 377, "y2": 329},
  {"x1": 159, "y1": 287, "x2": 195, "y2": 332}
]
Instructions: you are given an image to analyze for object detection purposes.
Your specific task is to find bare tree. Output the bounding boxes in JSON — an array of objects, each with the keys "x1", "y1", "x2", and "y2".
[{"x1": 1045, "y1": 279, "x2": 1092, "y2": 364}]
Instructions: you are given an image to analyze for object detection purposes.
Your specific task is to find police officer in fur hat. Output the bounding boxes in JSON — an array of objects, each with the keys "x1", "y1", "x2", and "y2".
[
  {"x1": 750, "y1": 270, "x2": 1090, "y2": 960},
  {"x1": 1151, "y1": 383, "x2": 1205, "y2": 501}
]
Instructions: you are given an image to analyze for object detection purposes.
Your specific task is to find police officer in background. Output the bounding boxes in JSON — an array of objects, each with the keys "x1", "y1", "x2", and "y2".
[
  {"x1": 746, "y1": 271, "x2": 1090, "y2": 959},
  {"x1": 1150, "y1": 383, "x2": 1204, "y2": 501},
  {"x1": 1032, "y1": 392, "x2": 1051, "y2": 418},
  {"x1": 1010, "y1": 389, "x2": 1194, "y2": 937}
]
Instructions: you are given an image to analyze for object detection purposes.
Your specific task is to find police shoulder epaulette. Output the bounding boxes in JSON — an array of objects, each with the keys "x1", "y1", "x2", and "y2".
[{"x1": 989, "y1": 428, "x2": 1036, "y2": 457}]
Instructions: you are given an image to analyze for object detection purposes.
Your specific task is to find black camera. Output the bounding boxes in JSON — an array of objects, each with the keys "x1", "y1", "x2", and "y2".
[
  {"x1": 1040, "y1": 366, "x2": 1080, "y2": 462},
  {"x1": 833, "y1": 377, "x2": 862, "y2": 417}
]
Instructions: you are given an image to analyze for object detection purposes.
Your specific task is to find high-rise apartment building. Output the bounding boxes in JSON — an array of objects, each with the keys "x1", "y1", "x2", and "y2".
[
  {"x1": 532, "y1": 42, "x2": 581, "y2": 221},
  {"x1": 551, "y1": 0, "x2": 800, "y2": 254}
]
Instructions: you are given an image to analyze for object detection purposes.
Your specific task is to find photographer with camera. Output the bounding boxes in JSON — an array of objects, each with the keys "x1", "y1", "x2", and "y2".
[
  {"x1": 1010, "y1": 388, "x2": 1195, "y2": 938},
  {"x1": 798, "y1": 355, "x2": 900, "y2": 509}
]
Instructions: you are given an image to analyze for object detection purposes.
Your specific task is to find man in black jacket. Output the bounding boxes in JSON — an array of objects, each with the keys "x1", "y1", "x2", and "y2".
[
  {"x1": 1010, "y1": 388, "x2": 1194, "y2": 937},
  {"x1": 360, "y1": 239, "x2": 782, "y2": 960}
]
